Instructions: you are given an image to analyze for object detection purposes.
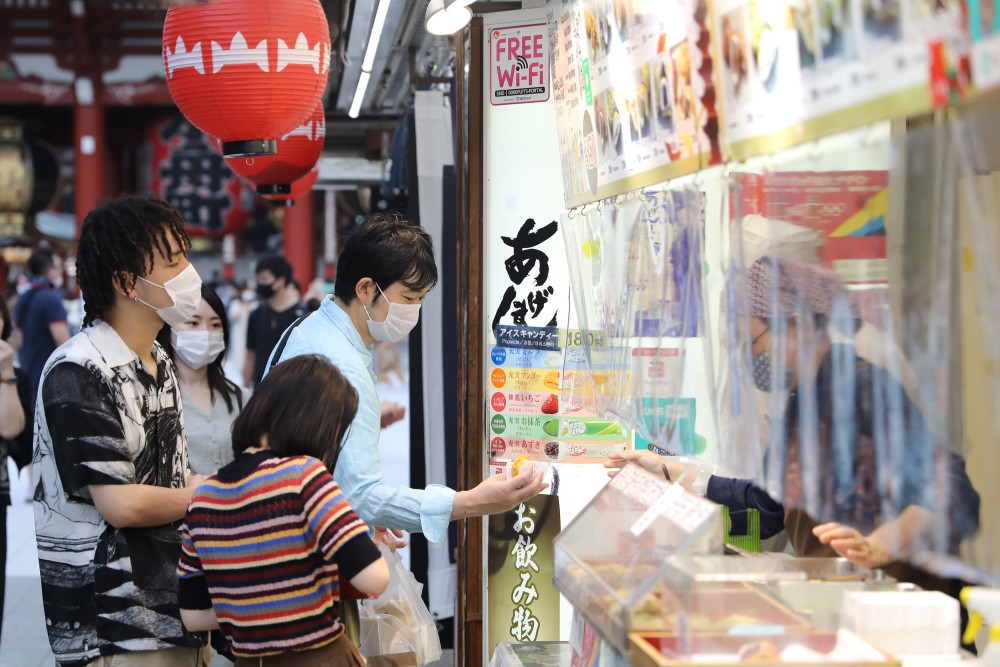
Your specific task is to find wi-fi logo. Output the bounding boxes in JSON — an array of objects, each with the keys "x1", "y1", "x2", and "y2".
[{"x1": 515, "y1": 55, "x2": 529, "y2": 71}]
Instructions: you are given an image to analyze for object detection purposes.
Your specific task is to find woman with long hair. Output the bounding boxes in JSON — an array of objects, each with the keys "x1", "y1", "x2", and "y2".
[
  {"x1": 157, "y1": 284, "x2": 249, "y2": 476},
  {"x1": 177, "y1": 354, "x2": 389, "y2": 666},
  {"x1": 0, "y1": 294, "x2": 28, "y2": 649}
]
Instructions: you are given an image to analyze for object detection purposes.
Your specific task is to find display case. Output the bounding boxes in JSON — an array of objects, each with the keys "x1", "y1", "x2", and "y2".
[
  {"x1": 628, "y1": 628, "x2": 900, "y2": 666},
  {"x1": 622, "y1": 555, "x2": 903, "y2": 664},
  {"x1": 553, "y1": 463, "x2": 727, "y2": 653}
]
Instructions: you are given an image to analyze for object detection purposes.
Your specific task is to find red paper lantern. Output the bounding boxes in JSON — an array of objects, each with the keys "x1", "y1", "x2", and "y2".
[
  {"x1": 162, "y1": 0, "x2": 330, "y2": 157},
  {"x1": 141, "y1": 114, "x2": 253, "y2": 237},
  {"x1": 261, "y1": 164, "x2": 320, "y2": 207},
  {"x1": 225, "y1": 102, "x2": 325, "y2": 195}
]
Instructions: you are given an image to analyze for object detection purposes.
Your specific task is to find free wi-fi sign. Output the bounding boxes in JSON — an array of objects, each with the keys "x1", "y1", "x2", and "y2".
[{"x1": 490, "y1": 23, "x2": 550, "y2": 106}]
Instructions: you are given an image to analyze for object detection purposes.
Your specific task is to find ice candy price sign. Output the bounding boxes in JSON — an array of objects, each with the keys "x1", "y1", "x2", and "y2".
[{"x1": 490, "y1": 24, "x2": 550, "y2": 106}]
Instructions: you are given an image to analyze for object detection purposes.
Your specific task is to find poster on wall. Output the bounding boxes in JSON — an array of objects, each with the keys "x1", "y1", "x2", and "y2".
[
  {"x1": 970, "y1": 0, "x2": 1000, "y2": 91},
  {"x1": 490, "y1": 22, "x2": 551, "y2": 105},
  {"x1": 735, "y1": 170, "x2": 889, "y2": 287},
  {"x1": 715, "y1": 0, "x2": 970, "y2": 159},
  {"x1": 549, "y1": 0, "x2": 721, "y2": 209}
]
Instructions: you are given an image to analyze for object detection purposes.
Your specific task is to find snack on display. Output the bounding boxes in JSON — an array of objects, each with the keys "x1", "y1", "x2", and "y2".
[{"x1": 736, "y1": 640, "x2": 781, "y2": 661}]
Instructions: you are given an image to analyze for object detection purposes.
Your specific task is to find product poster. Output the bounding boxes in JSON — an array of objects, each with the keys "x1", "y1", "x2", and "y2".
[
  {"x1": 736, "y1": 170, "x2": 889, "y2": 286},
  {"x1": 488, "y1": 336, "x2": 629, "y2": 466},
  {"x1": 487, "y1": 495, "x2": 561, "y2": 656},
  {"x1": 715, "y1": 0, "x2": 969, "y2": 159},
  {"x1": 970, "y1": 0, "x2": 1000, "y2": 91},
  {"x1": 549, "y1": 0, "x2": 721, "y2": 208}
]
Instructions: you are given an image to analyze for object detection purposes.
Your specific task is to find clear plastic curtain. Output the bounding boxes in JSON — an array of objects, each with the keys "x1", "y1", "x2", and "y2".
[
  {"x1": 561, "y1": 188, "x2": 716, "y2": 456},
  {"x1": 719, "y1": 138, "x2": 979, "y2": 574}
]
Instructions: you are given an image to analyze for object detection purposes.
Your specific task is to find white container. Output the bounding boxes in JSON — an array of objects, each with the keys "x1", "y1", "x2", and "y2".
[{"x1": 841, "y1": 590, "x2": 960, "y2": 657}]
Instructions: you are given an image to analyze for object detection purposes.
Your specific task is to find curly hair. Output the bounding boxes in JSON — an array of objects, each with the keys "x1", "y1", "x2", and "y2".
[{"x1": 77, "y1": 195, "x2": 191, "y2": 327}]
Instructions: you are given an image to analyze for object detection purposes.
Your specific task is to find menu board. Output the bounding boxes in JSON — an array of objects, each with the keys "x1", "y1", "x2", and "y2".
[
  {"x1": 549, "y1": 0, "x2": 721, "y2": 208},
  {"x1": 714, "y1": 0, "x2": 969, "y2": 159}
]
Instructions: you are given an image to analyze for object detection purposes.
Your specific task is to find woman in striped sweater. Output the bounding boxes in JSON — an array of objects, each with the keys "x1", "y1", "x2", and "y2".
[{"x1": 176, "y1": 354, "x2": 389, "y2": 666}]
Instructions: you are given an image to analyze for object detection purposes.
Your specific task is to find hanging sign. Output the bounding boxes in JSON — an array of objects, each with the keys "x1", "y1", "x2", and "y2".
[
  {"x1": 142, "y1": 115, "x2": 254, "y2": 238},
  {"x1": 490, "y1": 23, "x2": 551, "y2": 105}
]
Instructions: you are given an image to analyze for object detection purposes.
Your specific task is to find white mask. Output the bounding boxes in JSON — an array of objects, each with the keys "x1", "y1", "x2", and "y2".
[
  {"x1": 135, "y1": 264, "x2": 203, "y2": 328},
  {"x1": 171, "y1": 330, "x2": 226, "y2": 370},
  {"x1": 363, "y1": 283, "x2": 420, "y2": 343},
  {"x1": 51, "y1": 276, "x2": 64, "y2": 290}
]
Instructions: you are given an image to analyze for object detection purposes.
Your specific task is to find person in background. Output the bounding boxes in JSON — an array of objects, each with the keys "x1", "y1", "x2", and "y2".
[
  {"x1": 243, "y1": 256, "x2": 306, "y2": 388},
  {"x1": 15, "y1": 245, "x2": 71, "y2": 405},
  {"x1": 157, "y1": 284, "x2": 250, "y2": 476},
  {"x1": 177, "y1": 354, "x2": 388, "y2": 666},
  {"x1": 0, "y1": 295, "x2": 29, "y2": 650},
  {"x1": 33, "y1": 195, "x2": 211, "y2": 666}
]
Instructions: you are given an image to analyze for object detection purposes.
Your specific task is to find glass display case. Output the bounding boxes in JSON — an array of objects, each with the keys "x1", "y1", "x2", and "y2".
[
  {"x1": 553, "y1": 464, "x2": 901, "y2": 663},
  {"x1": 553, "y1": 463, "x2": 726, "y2": 653},
  {"x1": 626, "y1": 556, "x2": 900, "y2": 664}
]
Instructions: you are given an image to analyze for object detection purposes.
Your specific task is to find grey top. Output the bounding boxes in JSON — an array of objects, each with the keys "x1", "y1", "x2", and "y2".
[{"x1": 182, "y1": 387, "x2": 252, "y2": 477}]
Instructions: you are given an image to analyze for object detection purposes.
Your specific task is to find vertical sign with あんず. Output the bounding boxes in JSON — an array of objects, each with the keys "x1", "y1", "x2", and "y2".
[{"x1": 490, "y1": 23, "x2": 550, "y2": 105}]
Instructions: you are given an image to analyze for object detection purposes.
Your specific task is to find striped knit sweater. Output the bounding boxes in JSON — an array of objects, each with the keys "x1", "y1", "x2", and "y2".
[{"x1": 177, "y1": 451, "x2": 380, "y2": 658}]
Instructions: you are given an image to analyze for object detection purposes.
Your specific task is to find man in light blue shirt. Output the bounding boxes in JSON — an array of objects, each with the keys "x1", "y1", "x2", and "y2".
[{"x1": 267, "y1": 214, "x2": 546, "y2": 548}]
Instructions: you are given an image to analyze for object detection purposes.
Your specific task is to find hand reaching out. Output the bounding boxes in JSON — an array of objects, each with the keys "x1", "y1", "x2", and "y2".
[{"x1": 813, "y1": 522, "x2": 892, "y2": 569}]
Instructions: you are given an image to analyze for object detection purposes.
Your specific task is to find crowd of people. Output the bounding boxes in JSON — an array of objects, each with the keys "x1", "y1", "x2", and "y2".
[{"x1": 0, "y1": 195, "x2": 543, "y2": 667}]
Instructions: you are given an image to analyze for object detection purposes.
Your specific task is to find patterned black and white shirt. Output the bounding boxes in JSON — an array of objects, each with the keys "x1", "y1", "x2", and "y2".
[{"x1": 33, "y1": 321, "x2": 203, "y2": 667}]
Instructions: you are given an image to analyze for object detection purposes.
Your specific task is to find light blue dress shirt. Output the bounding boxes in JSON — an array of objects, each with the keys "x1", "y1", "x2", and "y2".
[{"x1": 266, "y1": 297, "x2": 456, "y2": 542}]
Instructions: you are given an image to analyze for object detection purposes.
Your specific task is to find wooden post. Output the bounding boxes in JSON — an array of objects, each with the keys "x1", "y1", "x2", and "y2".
[{"x1": 456, "y1": 18, "x2": 486, "y2": 667}]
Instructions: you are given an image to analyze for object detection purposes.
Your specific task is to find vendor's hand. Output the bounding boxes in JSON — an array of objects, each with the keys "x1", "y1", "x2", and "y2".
[
  {"x1": 373, "y1": 526, "x2": 409, "y2": 552},
  {"x1": 0, "y1": 339, "x2": 15, "y2": 376},
  {"x1": 813, "y1": 522, "x2": 892, "y2": 569},
  {"x1": 380, "y1": 401, "x2": 406, "y2": 429},
  {"x1": 452, "y1": 464, "x2": 548, "y2": 519},
  {"x1": 605, "y1": 449, "x2": 686, "y2": 481}
]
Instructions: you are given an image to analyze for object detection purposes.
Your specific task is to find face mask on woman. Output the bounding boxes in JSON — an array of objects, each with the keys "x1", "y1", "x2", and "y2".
[
  {"x1": 753, "y1": 348, "x2": 795, "y2": 393},
  {"x1": 172, "y1": 330, "x2": 226, "y2": 370}
]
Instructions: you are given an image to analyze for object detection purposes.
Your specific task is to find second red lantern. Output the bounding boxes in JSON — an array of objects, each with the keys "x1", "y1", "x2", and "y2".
[
  {"x1": 261, "y1": 164, "x2": 320, "y2": 207},
  {"x1": 225, "y1": 102, "x2": 325, "y2": 195}
]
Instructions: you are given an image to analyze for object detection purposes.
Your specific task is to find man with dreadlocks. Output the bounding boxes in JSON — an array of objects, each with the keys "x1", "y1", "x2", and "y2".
[{"x1": 32, "y1": 195, "x2": 213, "y2": 667}]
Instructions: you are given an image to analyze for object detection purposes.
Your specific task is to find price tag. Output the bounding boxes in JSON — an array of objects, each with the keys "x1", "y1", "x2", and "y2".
[{"x1": 629, "y1": 481, "x2": 717, "y2": 536}]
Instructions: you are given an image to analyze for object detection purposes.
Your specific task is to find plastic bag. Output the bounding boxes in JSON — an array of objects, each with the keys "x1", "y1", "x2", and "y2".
[{"x1": 359, "y1": 545, "x2": 442, "y2": 666}]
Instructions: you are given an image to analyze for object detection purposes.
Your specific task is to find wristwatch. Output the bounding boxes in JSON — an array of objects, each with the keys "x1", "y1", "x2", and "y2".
[{"x1": 0, "y1": 376, "x2": 16, "y2": 385}]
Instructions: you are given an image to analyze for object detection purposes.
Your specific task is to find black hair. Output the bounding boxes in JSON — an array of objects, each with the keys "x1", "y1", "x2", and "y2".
[
  {"x1": 334, "y1": 212, "x2": 438, "y2": 305},
  {"x1": 231, "y1": 354, "x2": 358, "y2": 471},
  {"x1": 0, "y1": 296, "x2": 12, "y2": 341},
  {"x1": 157, "y1": 284, "x2": 244, "y2": 413},
  {"x1": 27, "y1": 246, "x2": 58, "y2": 277},
  {"x1": 77, "y1": 195, "x2": 191, "y2": 328},
  {"x1": 255, "y1": 255, "x2": 293, "y2": 283}
]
